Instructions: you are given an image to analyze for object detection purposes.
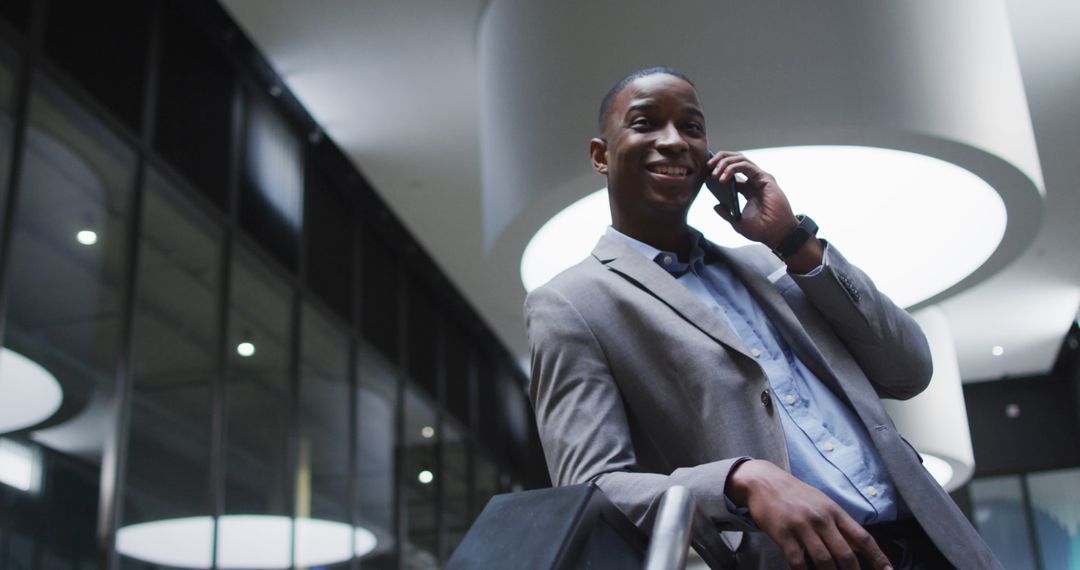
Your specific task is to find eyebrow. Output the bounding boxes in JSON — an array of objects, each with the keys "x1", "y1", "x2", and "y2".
[{"x1": 625, "y1": 101, "x2": 705, "y2": 120}]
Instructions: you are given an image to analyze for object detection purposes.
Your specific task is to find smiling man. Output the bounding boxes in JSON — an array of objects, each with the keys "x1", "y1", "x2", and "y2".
[{"x1": 524, "y1": 67, "x2": 1001, "y2": 569}]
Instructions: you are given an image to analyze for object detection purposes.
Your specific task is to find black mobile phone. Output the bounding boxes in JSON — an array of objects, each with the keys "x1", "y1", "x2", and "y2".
[{"x1": 705, "y1": 151, "x2": 741, "y2": 221}]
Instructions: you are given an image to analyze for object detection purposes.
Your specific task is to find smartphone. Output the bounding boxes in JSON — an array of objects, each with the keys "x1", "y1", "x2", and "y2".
[{"x1": 706, "y1": 151, "x2": 741, "y2": 221}]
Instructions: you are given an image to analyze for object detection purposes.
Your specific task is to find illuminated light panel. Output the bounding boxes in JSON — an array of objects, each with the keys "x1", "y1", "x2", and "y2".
[
  {"x1": 418, "y1": 470, "x2": 434, "y2": 484},
  {"x1": 421, "y1": 425, "x2": 435, "y2": 439},
  {"x1": 521, "y1": 146, "x2": 1007, "y2": 308},
  {"x1": 0, "y1": 348, "x2": 63, "y2": 434},
  {"x1": 76, "y1": 230, "x2": 98, "y2": 245},
  {"x1": 116, "y1": 515, "x2": 378, "y2": 569},
  {"x1": 0, "y1": 438, "x2": 41, "y2": 492},
  {"x1": 236, "y1": 342, "x2": 256, "y2": 357},
  {"x1": 921, "y1": 453, "x2": 956, "y2": 489}
]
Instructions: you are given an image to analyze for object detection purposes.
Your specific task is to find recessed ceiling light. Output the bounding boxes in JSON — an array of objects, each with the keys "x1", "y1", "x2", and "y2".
[
  {"x1": 991, "y1": 345, "x2": 1005, "y2": 356},
  {"x1": 420, "y1": 426, "x2": 435, "y2": 439},
  {"x1": 417, "y1": 470, "x2": 434, "y2": 484},
  {"x1": 236, "y1": 342, "x2": 256, "y2": 358},
  {"x1": 76, "y1": 230, "x2": 97, "y2": 245},
  {"x1": 0, "y1": 348, "x2": 63, "y2": 434},
  {"x1": 116, "y1": 515, "x2": 377, "y2": 569},
  {"x1": 521, "y1": 146, "x2": 1006, "y2": 309}
]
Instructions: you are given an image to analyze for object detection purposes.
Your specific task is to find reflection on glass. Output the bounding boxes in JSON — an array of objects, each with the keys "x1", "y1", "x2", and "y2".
[
  {"x1": 356, "y1": 343, "x2": 398, "y2": 568},
  {"x1": 119, "y1": 171, "x2": 220, "y2": 568},
  {"x1": 0, "y1": 42, "x2": 15, "y2": 213},
  {"x1": 298, "y1": 303, "x2": 352, "y2": 569},
  {"x1": 443, "y1": 417, "x2": 470, "y2": 558},
  {"x1": 404, "y1": 385, "x2": 439, "y2": 569},
  {"x1": 1027, "y1": 468, "x2": 1080, "y2": 569},
  {"x1": 970, "y1": 476, "x2": 1037, "y2": 570},
  {"x1": 0, "y1": 72, "x2": 136, "y2": 567},
  {"x1": 474, "y1": 453, "x2": 499, "y2": 519},
  {"x1": 225, "y1": 246, "x2": 291, "y2": 521}
]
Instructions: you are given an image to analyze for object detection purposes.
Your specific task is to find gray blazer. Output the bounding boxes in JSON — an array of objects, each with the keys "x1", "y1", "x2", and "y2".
[{"x1": 524, "y1": 231, "x2": 1000, "y2": 569}]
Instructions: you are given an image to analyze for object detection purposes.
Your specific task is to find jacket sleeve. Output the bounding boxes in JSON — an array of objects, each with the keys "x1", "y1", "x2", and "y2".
[
  {"x1": 789, "y1": 243, "x2": 933, "y2": 400},
  {"x1": 524, "y1": 284, "x2": 757, "y2": 533}
]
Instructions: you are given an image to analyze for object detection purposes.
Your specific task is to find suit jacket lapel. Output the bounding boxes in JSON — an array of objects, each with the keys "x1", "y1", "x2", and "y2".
[{"x1": 592, "y1": 234, "x2": 756, "y2": 360}]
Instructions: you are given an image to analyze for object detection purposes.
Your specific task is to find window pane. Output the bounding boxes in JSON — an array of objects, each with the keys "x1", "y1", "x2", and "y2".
[
  {"x1": 1027, "y1": 468, "x2": 1080, "y2": 570},
  {"x1": 355, "y1": 343, "x2": 398, "y2": 568},
  {"x1": 360, "y1": 226, "x2": 399, "y2": 363},
  {"x1": 304, "y1": 160, "x2": 353, "y2": 319},
  {"x1": 443, "y1": 418, "x2": 470, "y2": 559},
  {"x1": 154, "y1": 3, "x2": 234, "y2": 208},
  {"x1": 119, "y1": 171, "x2": 221, "y2": 569},
  {"x1": 0, "y1": 43, "x2": 17, "y2": 236},
  {"x1": 43, "y1": 0, "x2": 152, "y2": 130},
  {"x1": 239, "y1": 93, "x2": 302, "y2": 270},
  {"x1": 224, "y1": 246, "x2": 292, "y2": 519},
  {"x1": 0, "y1": 73, "x2": 136, "y2": 568},
  {"x1": 298, "y1": 303, "x2": 351, "y2": 569},
  {"x1": 970, "y1": 476, "x2": 1037, "y2": 570},
  {"x1": 473, "y1": 453, "x2": 499, "y2": 518},
  {"x1": 403, "y1": 385, "x2": 438, "y2": 569}
]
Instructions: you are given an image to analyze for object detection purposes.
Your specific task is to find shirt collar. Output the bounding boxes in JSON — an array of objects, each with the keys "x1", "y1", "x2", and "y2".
[{"x1": 604, "y1": 226, "x2": 710, "y2": 277}]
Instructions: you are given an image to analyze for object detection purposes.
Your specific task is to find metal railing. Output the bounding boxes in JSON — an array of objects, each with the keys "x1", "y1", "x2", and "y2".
[{"x1": 643, "y1": 486, "x2": 697, "y2": 570}]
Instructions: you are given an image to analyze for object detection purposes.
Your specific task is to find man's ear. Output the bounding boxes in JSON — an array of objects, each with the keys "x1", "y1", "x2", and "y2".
[{"x1": 589, "y1": 138, "x2": 609, "y2": 175}]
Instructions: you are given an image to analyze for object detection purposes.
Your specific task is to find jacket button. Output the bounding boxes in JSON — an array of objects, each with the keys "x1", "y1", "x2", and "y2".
[{"x1": 760, "y1": 389, "x2": 772, "y2": 408}]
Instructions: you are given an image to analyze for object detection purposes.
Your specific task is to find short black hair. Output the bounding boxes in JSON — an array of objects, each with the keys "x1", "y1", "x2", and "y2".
[{"x1": 597, "y1": 66, "x2": 696, "y2": 134}]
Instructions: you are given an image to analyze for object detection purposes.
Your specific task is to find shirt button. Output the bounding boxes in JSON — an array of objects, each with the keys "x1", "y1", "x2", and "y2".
[
  {"x1": 751, "y1": 348, "x2": 762, "y2": 358},
  {"x1": 760, "y1": 389, "x2": 772, "y2": 408},
  {"x1": 823, "y1": 441, "x2": 835, "y2": 452},
  {"x1": 663, "y1": 255, "x2": 673, "y2": 265},
  {"x1": 866, "y1": 486, "x2": 878, "y2": 497},
  {"x1": 784, "y1": 394, "x2": 796, "y2": 405}
]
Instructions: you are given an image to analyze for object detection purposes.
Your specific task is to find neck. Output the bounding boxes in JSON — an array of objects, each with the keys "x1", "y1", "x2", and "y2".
[{"x1": 613, "y1": 217, "x2": 692, "y2": 260}]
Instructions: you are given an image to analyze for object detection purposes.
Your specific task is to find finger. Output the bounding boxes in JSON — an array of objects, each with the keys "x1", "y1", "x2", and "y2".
[
  {"x1": 819, "y1": 523, "x2": 860, "y2": 570},
  {"x1": 838, "y1": 517, "x2": 891, "y2": 570},
  {"x1": 709, "y1": 153, "x2": 750, "y2": 179},
  {"x1": 798, "y1": 530, "x2": 837, "y2": 570},
  {"x1": 714, "y1": 159, "x2": 763, "y2": 186},
  {"x1": 775, "y1": 530, "x2": 810, "y2": 570}
]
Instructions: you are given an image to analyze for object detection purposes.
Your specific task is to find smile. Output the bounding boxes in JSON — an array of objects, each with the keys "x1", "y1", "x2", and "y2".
[{"x1": 646, "y1": 164, "x2": 690, "y2": 177}]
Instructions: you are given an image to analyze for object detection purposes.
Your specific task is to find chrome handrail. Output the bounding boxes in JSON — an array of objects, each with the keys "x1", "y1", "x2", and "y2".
[{"x1": 643, "y1": 485, "x2": 696, "y2": 570}]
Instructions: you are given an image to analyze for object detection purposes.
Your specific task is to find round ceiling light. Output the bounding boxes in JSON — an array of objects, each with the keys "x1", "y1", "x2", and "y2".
[
  {"x1": 0, "y1": 348, "x2": 63, "y2": 434},
  {"x1": 521, "y1": 146, "x2": 1006, "y2": 308},
  {"x1": 116, "y1": 515, "x2": 378, "y2": 569}
]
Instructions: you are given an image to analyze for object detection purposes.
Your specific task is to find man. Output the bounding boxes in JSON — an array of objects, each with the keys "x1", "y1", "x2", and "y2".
[{"x1": 524, "y1": 67, "x2": 1001, "y2": 569}]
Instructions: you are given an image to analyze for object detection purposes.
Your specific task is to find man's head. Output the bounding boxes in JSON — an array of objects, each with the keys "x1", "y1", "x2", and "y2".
[{"x1": 590, "y1": 67, "x2": 710, "y2": 234}]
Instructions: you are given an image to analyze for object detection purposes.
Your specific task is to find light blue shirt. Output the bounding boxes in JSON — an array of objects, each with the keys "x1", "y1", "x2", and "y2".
[{"x1": 606, "y1": 226, "x2": 904, "y2": 525}]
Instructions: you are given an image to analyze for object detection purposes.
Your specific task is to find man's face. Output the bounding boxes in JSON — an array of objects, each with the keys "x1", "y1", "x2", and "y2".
[{"x1": 593, "y1": 74, "x2": 710, "y2": 227}]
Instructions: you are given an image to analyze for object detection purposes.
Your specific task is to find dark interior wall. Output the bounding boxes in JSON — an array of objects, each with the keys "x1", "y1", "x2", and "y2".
[{"x1": 964, "y1": 324, "x2": 1080, "y2": 476}]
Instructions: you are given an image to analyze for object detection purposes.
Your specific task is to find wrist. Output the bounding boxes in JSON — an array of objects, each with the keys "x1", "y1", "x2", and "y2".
[{"x1": 726, "y1": 458, "x2": 766, "y2": 507}]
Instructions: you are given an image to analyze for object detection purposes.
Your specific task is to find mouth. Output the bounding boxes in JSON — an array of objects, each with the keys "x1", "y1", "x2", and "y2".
[{"x1": 645, "y1": 163, "x2": 692, "y2": 178}]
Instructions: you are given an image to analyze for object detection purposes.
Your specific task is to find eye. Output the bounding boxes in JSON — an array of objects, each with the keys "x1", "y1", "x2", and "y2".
[
  {"x1": 684, "y1": 121, "x2": 705, "y2": 134},
  {"x1": 629, "y1": 117, "x2": 654, "y2": 130}
]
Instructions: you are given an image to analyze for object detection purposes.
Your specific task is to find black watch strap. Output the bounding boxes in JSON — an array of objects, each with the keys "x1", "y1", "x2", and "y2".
[{"x1": 772, "y1": 215, "x2": 818, "y2": 260}]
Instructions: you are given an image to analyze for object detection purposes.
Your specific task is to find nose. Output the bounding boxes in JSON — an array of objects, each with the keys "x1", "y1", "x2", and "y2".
[{"x1": 655, "y1": 122, "x2": 688, "y2": 154}]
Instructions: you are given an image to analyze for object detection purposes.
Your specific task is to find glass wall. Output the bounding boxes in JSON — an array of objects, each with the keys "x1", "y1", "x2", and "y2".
[
  {"x1": 0, "y1": 2, "x2": 543, "y2": 569},
  {"x1": 970, "y1": 467, "x2": 1080, "y2": 570}
]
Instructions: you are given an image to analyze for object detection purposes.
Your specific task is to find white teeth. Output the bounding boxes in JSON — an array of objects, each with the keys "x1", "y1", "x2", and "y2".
[{"x1": 651, "y1": 165, "x2": 688, "y2": 176}]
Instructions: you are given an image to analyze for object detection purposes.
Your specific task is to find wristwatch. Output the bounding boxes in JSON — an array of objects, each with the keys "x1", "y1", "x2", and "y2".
[{"x1": 772, "y1": 215, "x2": 818, "y2": 260}]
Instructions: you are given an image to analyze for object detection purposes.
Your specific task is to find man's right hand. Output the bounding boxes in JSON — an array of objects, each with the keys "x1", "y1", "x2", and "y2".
[{"x1": 726, "y1": 459, "x2": 893, "y2": 570}]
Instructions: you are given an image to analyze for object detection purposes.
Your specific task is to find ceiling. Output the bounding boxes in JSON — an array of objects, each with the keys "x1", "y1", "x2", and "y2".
[{"x1": 220, "y1": 0, "x2": 1080, "y2": 384}]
